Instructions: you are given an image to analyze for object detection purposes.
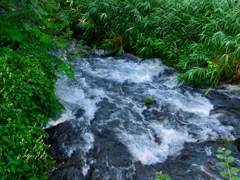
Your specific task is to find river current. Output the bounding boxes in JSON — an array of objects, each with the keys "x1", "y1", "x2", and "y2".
[{"x1": 46, "y1": 52, "x2": 240, "y2": 180}]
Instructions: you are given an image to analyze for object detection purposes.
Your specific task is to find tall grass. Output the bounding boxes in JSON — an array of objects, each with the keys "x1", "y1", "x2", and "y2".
[{"x1": 63, "y1": 0, "x2": 240, "y2": 86}]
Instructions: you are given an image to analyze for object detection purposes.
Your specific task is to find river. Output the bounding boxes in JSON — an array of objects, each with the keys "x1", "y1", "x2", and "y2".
[{"x1": 46, "y1": 52, "x2": 240, "y2": 180}]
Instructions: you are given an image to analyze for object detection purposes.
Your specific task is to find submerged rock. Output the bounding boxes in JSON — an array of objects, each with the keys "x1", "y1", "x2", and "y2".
[{"x1": 142, "y1": 109, "x2": 166, "y2": 121}]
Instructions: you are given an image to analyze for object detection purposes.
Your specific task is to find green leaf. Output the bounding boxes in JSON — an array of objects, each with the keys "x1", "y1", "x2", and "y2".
[
  {"x1": 220, "y1": 171, "x2": 230, "y2": 178},
  {"x1": 225, "y1": 150, "x2": 232, "y2": 155},
  {"x1": 217, "y1": 149, "x2": 224, "y2": 153},
  {"x1": 231, "y1": 167, "x2": 240, "y2": 174},
  {"x1": 228, "y1": 157, "x2": 235, "y2": 163},
  {"x1": 10, "y1": 165, "x2": 15, "y2": 173},
  {"x1": 1, "y1": 175, "x2": 8, "y2": 180},
  {"x1": 218, "y1": 162, "x2": 227, "y2": 168},
  {"x1": 232, "y1": 177, "x2": 240, "y2": 180},
  {"x1": 216, "y1": 154, "x2": 224, "y2": 160}
]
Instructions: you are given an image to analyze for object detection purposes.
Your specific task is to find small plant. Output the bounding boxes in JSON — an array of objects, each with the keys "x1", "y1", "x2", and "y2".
[
  {"x1": 145, "y1": 97, "x2": 154, "y2": 105},
  {"x1": 216, "y1": 148, "x2": 240, "y2": 180},
  {"x1": 155, "y1": 171, "x2": 171, "y2": 180}
]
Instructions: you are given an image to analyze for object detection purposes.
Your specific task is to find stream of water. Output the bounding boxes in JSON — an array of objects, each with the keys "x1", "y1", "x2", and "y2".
[{"x1": 46, "y1": 53, "x2": 240, "y2": 180}]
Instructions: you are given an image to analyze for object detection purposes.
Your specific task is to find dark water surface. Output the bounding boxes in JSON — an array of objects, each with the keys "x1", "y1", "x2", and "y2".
[{"x1": 46, "y1": 54, "x2": 240, "y2": 180}]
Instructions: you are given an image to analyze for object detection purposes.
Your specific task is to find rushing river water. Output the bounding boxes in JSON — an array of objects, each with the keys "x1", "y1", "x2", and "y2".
[{"x1": 46, "y1": 52, "x2": 240, "y2": 180}]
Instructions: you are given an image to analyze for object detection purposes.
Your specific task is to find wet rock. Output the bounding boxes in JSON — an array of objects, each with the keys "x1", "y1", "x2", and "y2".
[
  {"x1": 91, "y1": 97, "x2": 117, "y2": 125},
  {"x1": 132, "y1": 140, "x2": 240, "y2": 180},
  {"x1": 49, "y1": 165, "x2": 84, "y2": 180},
  {"x1": 220, "y1": 118, "x2": 237, "y2": 126},
  {"x1": 146, "y1": 100, "x2": 159, "y2": 109},
  {"x1": 46, "y1": 121, "x2": 90, "y2": 169},
  {"x1": 142, "y1": 109, "x2": 166, "y2": 121},
  {"x1": 234, "y1": 138, "x2": 240, "y2": 151},
  {"x1": 75, "y1": 108, "x2": 85, "y2": 118},
  {"x1": 153, "y1": 134, "x2": 162, "y2": 144},
  {"x1": 207, "y1": 90, "x2": 240, "y2": 135}
]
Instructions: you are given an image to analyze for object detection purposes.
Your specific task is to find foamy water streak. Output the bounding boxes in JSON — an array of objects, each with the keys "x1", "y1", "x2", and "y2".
[
  {"x1": 91, "y1": 57, "x2": 166, "y2": 83},
  {"x1": 214, "y1": 84, "x2": 240, "y2": 99},
  {"x1": 115, "y1": 123, "x2": 189, "y2": 165},
  {"x1": 48, "y1": 55, "x2": 235, "y2": 166}
]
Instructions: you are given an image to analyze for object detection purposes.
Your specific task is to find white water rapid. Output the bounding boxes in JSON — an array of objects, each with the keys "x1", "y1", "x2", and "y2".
[{"x1": 46, "y1": 54, "x2": 240, "y2": 180}]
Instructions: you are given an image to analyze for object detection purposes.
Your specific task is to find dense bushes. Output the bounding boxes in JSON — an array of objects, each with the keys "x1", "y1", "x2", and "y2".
[
  {"x1": 0, "y1": 0, "x2": 74, "y2": 179},
  {"x1": 65, "y1": 0, "x2": 240, "y2": 86}
]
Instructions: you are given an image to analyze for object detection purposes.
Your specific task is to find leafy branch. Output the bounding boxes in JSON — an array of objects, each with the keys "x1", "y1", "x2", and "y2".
[{"x1": 216, "y1": 148, "x2": 240, "y2": 180}]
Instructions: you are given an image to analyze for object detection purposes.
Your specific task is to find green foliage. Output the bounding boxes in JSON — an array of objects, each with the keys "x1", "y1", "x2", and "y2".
[
  {"x1": 67, "y1": 0, "x2": 240, "y2": 86},
  {"x1": 216, "y1": 148, "x2": 240, "y2": 180},
  {"x1": 0, "y1": 0, "x2": 74, "y2": 179},
  {"x1": 155, "y1": 171, "x2": 171, "y2": 180}
]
